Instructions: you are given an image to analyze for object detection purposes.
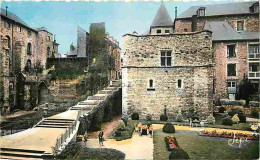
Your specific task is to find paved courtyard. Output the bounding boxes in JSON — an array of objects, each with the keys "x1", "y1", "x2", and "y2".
[{"x1": 87, "y1": 132, "x2": 154, "y2": 160}]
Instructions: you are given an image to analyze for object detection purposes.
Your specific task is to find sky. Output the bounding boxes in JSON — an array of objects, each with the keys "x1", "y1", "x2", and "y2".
[{"x1": 1, "y1": 0, "x2": 241, "y2": 54}]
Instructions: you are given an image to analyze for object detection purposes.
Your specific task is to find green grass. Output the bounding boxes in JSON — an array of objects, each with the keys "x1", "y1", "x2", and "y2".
[{"x1": 153, "y1": 130, "x2": 259, "y2": 160}]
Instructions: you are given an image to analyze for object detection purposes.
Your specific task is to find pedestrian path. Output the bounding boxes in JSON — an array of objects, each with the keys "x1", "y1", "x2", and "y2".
[{"x1": 87, "y1": 133, "x2": 153, "y2": 160}]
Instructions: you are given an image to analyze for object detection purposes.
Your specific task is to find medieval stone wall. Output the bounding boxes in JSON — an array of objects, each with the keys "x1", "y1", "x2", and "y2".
[
  {"x1": 174, "y1": 20, "x2": 192, "y2": 33},
  {"x1": 46, "y1": 57, "x2": 87, "y2": 71},
  {"x1": 175, "y1": 14, "x2": 259, "y2": 33},
  {"x1": 122, "y1": 31, "x2": 214, "y2": 119}
]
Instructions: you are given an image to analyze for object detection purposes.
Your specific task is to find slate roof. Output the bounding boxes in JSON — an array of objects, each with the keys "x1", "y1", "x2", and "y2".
[
  {"x1": 151, "y1": 3, "x2": 173, "y2": 27},
  {"x1": 204, "y1": 21, "x2": 259, "y2": 41},
  {"x1": 37, "y1": 26, "x2": 48, "y2": 32},
  {"x1": 178, "y1": 1, "x2": 258, "y2": 19},
  {"x1": 1, "y1": 8, "x2": 37, "y2": 31}
]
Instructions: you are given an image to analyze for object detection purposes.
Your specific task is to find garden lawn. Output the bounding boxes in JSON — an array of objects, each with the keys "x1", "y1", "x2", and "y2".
[{"x1": 153, "y1": 130, "x2": 259, "y2": 160}]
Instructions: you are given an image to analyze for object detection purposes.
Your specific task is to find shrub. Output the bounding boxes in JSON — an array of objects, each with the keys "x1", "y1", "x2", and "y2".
[
  {"x1": 118, "y1": 120, "x2": 125, "y2": 131},
  {"x1": 232, "y1": 114, "x2": 240, "y2": 124},
  {"x1": 238, "y1": 114, "x2": 246, "y2": 123},
  {"x1": 219, "y1": 107, "x2": 226, "y2": 113},
  {"x1": 131, "y1": 112, "x2": 139, "y2": 120},
  {"x1": 163, "y1": 123, "x2": 175, "y2": 133},
  {"x1": 175, "y1": 114, "x2": 182, "y2": 122},
  {"x1": 160, "y1": 115, "x2": 168, "y2": 121},
  {"x1": 250, "y1": 107, "x2": 260, "y2": 118},
  {"x1": 81, "y1": 148, "x2": 125, "y2": 160},
  {"x1": 222, "y1": 117, "x2": 233, "y2": 126},
  {"x1": 228, "y1": 111, "x2": 234, "y2": 117},
  {"x1": 121, "y1": 117, "x2": 128, "y2": 126},
  {"x1": 169, "y1": 148, "x2": 190, "y2": 160},
  {"x1": 146, "y1": 114, "x2": 152, "y2": 121},
  {"x1": 112, "y1": 120, "x2": 136, "y2": 141},
  {"x1": 115, "y1": 129, "x2": 121, "y2": 137},
  {"x1": 57, "y1": 142, "x2": 82, "y2": 159},
  {"x1": 220, "y1": 99, "x2": 246, "y2": 106},
  {"x1": 249, "y1": 101, "x2": 260, "y2": 107},
  {"x1": 231, "y1": 107, "x2": 244, "y2": 115},
  {"x1": 206, "y1": 115, "x2": 215, "y2": 124}
]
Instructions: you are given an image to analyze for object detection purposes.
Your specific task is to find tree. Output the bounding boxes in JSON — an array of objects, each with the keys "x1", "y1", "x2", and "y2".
[{"x1": 236, "y1": 76, "x2": 256, "y2": 104}]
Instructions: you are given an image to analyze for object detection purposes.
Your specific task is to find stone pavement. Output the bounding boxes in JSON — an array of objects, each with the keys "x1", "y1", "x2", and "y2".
[{"x1": 87, "y1": 132, "x2": 154, "y2": 160}]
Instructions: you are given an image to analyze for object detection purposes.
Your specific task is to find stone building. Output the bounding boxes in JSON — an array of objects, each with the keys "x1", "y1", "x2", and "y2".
[
  {"x1": 106, "y1": 33, "x2": 121, "y2": 80},
  {"x1": 122, "y1": 4, "x2": 214, "y2": 119},
  {"x1": 0, "y1": 8, "x2": 58, "y2": 114},
  {"x1": 174, "y1": 1, "x2": 259, "y2": 100}
]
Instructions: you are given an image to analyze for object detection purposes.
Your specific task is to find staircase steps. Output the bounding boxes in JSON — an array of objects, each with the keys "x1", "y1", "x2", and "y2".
[
  {"x1": 0, "y1": 148, "x2": 44, "y2": 159},
  {"x1": 87, "y1": 96, "x2": 106, "y2": 101},
  {"x1": 35, "y1": 118, "x2": 74, "y2": 128}
]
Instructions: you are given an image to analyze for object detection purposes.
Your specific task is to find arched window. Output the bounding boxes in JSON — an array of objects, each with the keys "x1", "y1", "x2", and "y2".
[
  {"x1": 26, "y1": 59, "x2": 32, "y2": 69},
  {"x1": 6, "y1": 35, "x2": 10, "y2": 48},
  {"x1": 27, "y1": 43, "x2": 32, "y2": 55},
  {"x1": 47, "y1": 47, "x2": 50, "y2": 57}
]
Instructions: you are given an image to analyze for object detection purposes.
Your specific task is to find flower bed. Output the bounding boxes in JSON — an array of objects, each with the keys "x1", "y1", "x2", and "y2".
[
  {"x1": 199, "y1": 130, "x2": 259, "y2": 141},
  {"x1": 165, "y1": 136, "x2": 180, "y2": 151}
]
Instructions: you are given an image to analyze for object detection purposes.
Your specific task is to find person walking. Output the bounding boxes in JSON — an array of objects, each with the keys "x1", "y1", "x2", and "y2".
[
  {"x1": 84, "y1": 133, "x2": 88, "y2": 146},
  {"x1": 98, "y1": 131, "x2": 104, "y2": 146}
]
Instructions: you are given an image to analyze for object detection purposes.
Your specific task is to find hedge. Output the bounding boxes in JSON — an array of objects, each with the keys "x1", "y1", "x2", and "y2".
[
  {"x1": 220, "y1": 99, "x2": 246, "y2": 106},
  {"x1": 249, "y1": 101, "x2": 260, "y2": 107}
]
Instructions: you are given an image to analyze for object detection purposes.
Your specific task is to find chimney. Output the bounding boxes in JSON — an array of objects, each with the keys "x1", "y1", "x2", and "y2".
[
  {"x1": 175, "y1": 7, "x2": 177, "y2": 19},
  {"x1": 6, "y1": 6, "x2": 8, "y2": 16}
]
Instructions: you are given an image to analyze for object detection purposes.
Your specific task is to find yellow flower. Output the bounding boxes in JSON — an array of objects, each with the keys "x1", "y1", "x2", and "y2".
[{"x1": 93, "y1": 58, "x2": 96, "y2": 63}]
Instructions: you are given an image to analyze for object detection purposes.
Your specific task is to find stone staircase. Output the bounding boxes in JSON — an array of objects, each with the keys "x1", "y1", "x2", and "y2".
[
  {"x1": 35, "y1": 118, "x2": 75, "y2": 128},
  {"x1": 0, "y1": 80, "x2": 121, "y2": 159},
  {"x1": 0, "y1": 148, "x2": 45, "y2": 159}
]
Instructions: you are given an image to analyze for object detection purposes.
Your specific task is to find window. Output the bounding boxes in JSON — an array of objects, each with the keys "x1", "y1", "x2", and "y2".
[
  {"x1": 47, "y1": 36, "x2": 51, "y2": 41},
  {"x1": 27, "y1": 43, "x2": 32, "y2": 55},
  {"x1": 227, "y1": 44, "x2": 236, "y2": 58},
  {"x1": 149, "y1": 79, "x2": 153, "y2": 88},
  {"x1": 17, "y1": 26, "x2": 22, "y2": 32},
  {"x1": 5, "y1": 21, "x2": 10, "y2": 29},
  {"x1": 184, "y1": 28, "x2": 188, "y2": 32},
  {"x1": 249, "y1": 44, "x2": 259, "y2": 54},
  {"x1": 47, "y1": 47, "x2": 50, "y2": 57},
  {"x1": 28, "y1": 30, "x2": 31, "y2": 37},
  {"x1": 249, "y1": 44, "x2": 260, "y2": 59},
  {"x1": 147, "y1": 79, "x2": 155, "y2": 91},
  {"x1": 6, "y1": 35, "x2": 10, "y2": 48},
  {"x1": 237, "y1": 21, "x2": 244, "y2": 31},
  {"x1": 227, "y1": 81, "x2": 236, "y2": 94},
  {"x1": 161, "y1": 50, "x2": 172, "y2": 66},
  {"x1": 177, "y1": 79, "x2": 182, "y2": 88},
  {"x1": 157, "y1": 29, "x2": 161, "y2": 34},
  {"x1": 253, "y1": 3, "x2": 259, "y2": 13},
  {"x1": 249, "y1": 63, "x2": 259, "y2": 72},
  {"x1": 25, "y1": 59, "x2": 31, "y2": 71},
  {"x1": 197, "y1": 8, "x2": 205, "y2": 16},
  {"x1": 165, "y1": 30, "x2": 170, "y2": 33},
  {"x1": 227, "y1": 64, "x2": 236, "y2": 76}
]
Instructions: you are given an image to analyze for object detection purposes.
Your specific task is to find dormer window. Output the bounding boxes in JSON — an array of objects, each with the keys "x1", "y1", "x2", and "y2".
[
  {"x1": 197, "y1": 7, "x2": 205, "y2": 17},
  {"x1": 237, "y1": 21, "x2": 244, "y2": 31},
  {"x1": 157, "y1": 29, "x2": 161, "y2": 34},
  {"x1": 253, "y1": 3, "x2": 259, "y2": 13},
  {"x1": 250, "y1": 3, "x2": 259, "y2": 13}
]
